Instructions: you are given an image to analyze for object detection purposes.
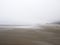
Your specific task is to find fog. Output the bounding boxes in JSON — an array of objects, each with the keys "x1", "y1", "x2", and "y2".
[{"x1": 0, "y1": 0, "x2": 60, "y2": 25}]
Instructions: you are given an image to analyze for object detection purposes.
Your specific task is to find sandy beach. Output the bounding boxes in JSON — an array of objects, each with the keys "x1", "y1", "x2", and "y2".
[{"x1": 0, "y1": 24, "x2": 60, "y2": 45}]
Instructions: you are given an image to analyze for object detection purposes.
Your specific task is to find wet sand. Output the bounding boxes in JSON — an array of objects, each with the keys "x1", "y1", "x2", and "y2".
[{"x1": 0, "y1": 24, "x2": 60, "y2": 45}]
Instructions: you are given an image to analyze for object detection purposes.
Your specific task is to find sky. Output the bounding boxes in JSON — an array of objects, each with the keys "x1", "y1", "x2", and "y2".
[{"x1": 0, "y1": 0, "x2": 60, "y2": 25}]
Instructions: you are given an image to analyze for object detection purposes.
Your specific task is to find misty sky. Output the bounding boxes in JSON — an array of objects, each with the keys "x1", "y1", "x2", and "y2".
[{"x1": 0, "y1": 0, "x2": 60, "y2": 25}]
